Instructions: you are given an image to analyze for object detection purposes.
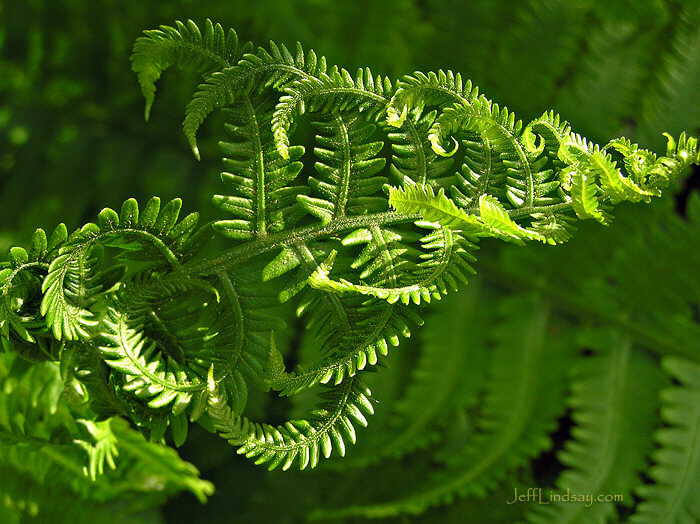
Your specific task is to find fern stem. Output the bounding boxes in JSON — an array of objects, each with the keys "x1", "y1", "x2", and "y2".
[
  {"x1": 370, "y1": 225, "x2": 398, "y2": 286},
  {"x1": 405, "y1": 118, "x2": 428, "y2": 185},
  {"x1": 316, "y1": 300, "x2": 550, "y2": 518},
  {"x1": 333, "y1": 113, "x2": 352, "y2": 217},
  {"x1": 183, "y1": 211, "x2": 421, "y2": 277},
  {"x1": 216, "y1": 271, "x2": 245, "y2": 360},
  {"x1": 507, "y1": 201, "x2": 573, "y2": 219},
  {"x1": 243, "y1": 95, "x2": 267, "y2": 237}
]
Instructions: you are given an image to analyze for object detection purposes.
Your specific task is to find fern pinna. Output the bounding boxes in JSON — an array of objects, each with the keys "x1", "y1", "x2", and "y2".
[{"x1": 1, "y1": 17, "x2": 697, "y2": 514}]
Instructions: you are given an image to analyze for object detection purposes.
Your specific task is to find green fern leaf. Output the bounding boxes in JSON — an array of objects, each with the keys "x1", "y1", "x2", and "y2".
[
  {"x1": 555, "y1": 18, "x2": 657, "y2": 140},
  {"x1": 339, "y1": 284, "x2": 490, "y2": 468},
  {"x1": 5, "y1": 18, "x2": 698, "y2": 495},
  {"x1": 131, "y1": 19, "x2": 250, "y2": 120},
  {"x1": 99, "y1": 305, "x2": 202, "y2": 415},
  {"x1": 387, "y1": 184, "x2": 486, "y2": 233},
  {"x1": 183, "y1": 41, "x2": 327, "y2": 158},
  {"x1": 527, "y1": 332, "x2": 665, "y2": 523},
  {"x1": 308, "y1": 225, "x2": 475, "y2": 305},
  {"x1": 0, "y1": 228, "x2": 55, "y2": 345},
  {"x1": 429, "y1": 97, "x2": 533, "y2": 192},
  {"x1": 451, "y1": 134, "x2": 508, "y2": 206},
  {"x1": 212, "y1": 97, "x2": 307, "y2": 240},
  {"x1": 272, "y1": 67, "x2": 393, "y2": 160},
  {"x1": 40, "y1": 236, "x2": 103, "y2": 341},
  {"x1": 386, "y1": 109, "x2": 456, "y2": 188},
  {"x1": 628, "y1": 357, "x2": 700, "y2": 523},
  {"x1": 387, "y1": 70, "x2": 479, "y2": 125},
  {"x1": 39, "y1": 198, "x2": 200, "y2": 341},
  {"x1": 640, "y1": 4, "x2": 700, "y2": 145},
  {"x1": 208, "y1": 370, "x2": 374, "y2": 470},
  {"x1": 316, "y1": 294, "x2": 570, "y2": 518},
  {"x1": 297, "y1": 112, "x2": 387, "y2": 224},
  {"x1": 387, "y1": 185, "x2": 547, "y2": 244},
  {"x1": 569, "y1": 169, "x2": 607, "y2": 223},
  {"x1": 270, "y1": 302, "x2": 421, "y2": 396}
]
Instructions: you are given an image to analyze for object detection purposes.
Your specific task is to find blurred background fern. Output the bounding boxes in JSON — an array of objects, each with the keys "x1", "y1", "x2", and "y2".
[{"x1": 1, "y1": 0, "x2": 698, "y2": 522}]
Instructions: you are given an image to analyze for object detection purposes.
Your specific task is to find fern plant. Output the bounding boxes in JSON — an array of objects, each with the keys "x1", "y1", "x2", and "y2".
[
  {"x1": 313, "y1": 190, "x2": 699, "y2": 522},
  {"x1": 1, "y1": 17, "x2": 698, "y2": 522}
]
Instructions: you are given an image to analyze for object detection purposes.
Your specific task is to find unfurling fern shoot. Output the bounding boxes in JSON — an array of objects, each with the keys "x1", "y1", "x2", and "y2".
[{"x1": 1, "y1": 18, "x2": 697, "y2": 487}]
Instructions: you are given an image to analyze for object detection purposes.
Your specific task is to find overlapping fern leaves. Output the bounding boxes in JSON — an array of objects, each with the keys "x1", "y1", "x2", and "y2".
[
  {"x1": 311, "y1": 193, "x2": 700, "y2": 522},
  {"x1": 0, "y1": 351, "x2": 213, "y2": 522},
  {"x1": 0, "y1": 17, "x2": 698, "y2": 522}
]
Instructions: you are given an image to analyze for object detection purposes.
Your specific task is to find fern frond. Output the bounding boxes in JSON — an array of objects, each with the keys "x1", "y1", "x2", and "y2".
[
  {"x1": 296, "y1": 112, "x2": 387, "y2": 224},
  {"x1": 387, "y1": 184, "x2": 487, "y2": 233},
  {"x1": 5, "y1": 20, "x2": 696, "y2": 503},
  {"x1": 272, "y1": 67, "x2": 393, "y2": 160},
  {"x1": 131, "y1": 19, "x2": 250, "y2": 120},
  {"x1": 640, "y1": 4, "x2": 700, "y2": 145},
  {"x1": 478, "y1": 194, "x2": 548, "y2": 243},
  {"x1": 527, "y1": 331, "x2": 665, "y2": 523},
  {"x1": 0, "y1": 350, "x2": 212, "y2": 507},
  {"x1": 386, "y1": 70, "x2": 479, "y2": 125},
  {"x1": 338, "y1": 225, "x2": 422, "y2": 289},
  {"x1": 430, "y1": 96, "x2": 558, "y2": 212},
  {"x1": 340, "y1": 285, "x2": 490, "y2": 468},
  {"x1": 608, "y1": 132, "x2": 699, "y2": 195},
  {"x1": 71, "y1": 419, "x2": 119, "y2": 481},
  {"x1": 386, "y1": 109, "x2": 456, "y2": 188},
  {"x1": 261, "y1": 240, "x2": 369, "y2": 369},
  {"x1": 555, "y1": 17, "x2": 656, "y2": 140},
  {"x1": 628, "y1": 357, "x2": 700, "y2": 523},
  {"x1": 213, "y1": 97, "x2": 307, "y2": 240},
  {"x1": 99, "y1": 305, "x2": 204, "y2": 417},
  {"x1": 568, "y1": 168, "x2": 608, "y2": 223},
  {"x1": 91, "y1": 197, "x2": 201, "y2": 264},
  {"x1": 308, "y1": 226, "x2": 475, "y2": 305},
  {"x1": 40, "y1": 197, "x2": 200, "y2": 341},
  {"x1": 388, "y1": 185, "x2": 547, "y2": 245},
  {"x1": 214, "y1": 269, "x2": 286, "y2": 395},
  {"x1": 451, "y1": 134, "x2": 508, "y2": 206},
  {"x1": 0, "y1": 353, "x2": 74, "y2": 448},
  {"x1": 428, "y1": 95, "x2": 520, "y2": 158},
  {"x1": 183, "y1": 41, "x2": 328, "y2": 157},
  {"x1": 269, "y1": 303, "x2": 421, "y2": 396},
  {"x1": 492, "y1": 0, "x2": 589, "y2": 113},
  {"x1": 526, "y1": 110, "x2": 572, "y2": 157},
  {"x1": 40, "y1": 239, "x2": 105, "y2": 341},
  {"x1": 208, "y1": 370, "x2": 374, "y2": 470},
  {"x1": 0, "y1": 227, "x2": 56, "y2": 346},
  {"x1": 106, "y1": 417, "x2": 214, "y2": 501},
  {"x1": 561, "y1": 131, "x2": 698, "y2": 206},
  {"x1": 317, "y1": 294, "x2": 570, "y2": 518},
  {"x1": 99, "y1": 263, "x2": 283, "y2": 428}
]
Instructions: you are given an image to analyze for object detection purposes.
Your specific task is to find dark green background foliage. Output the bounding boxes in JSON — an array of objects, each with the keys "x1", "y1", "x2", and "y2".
[{"x1": 1, "y1": 0, "x2": 698, "y2": 522}]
